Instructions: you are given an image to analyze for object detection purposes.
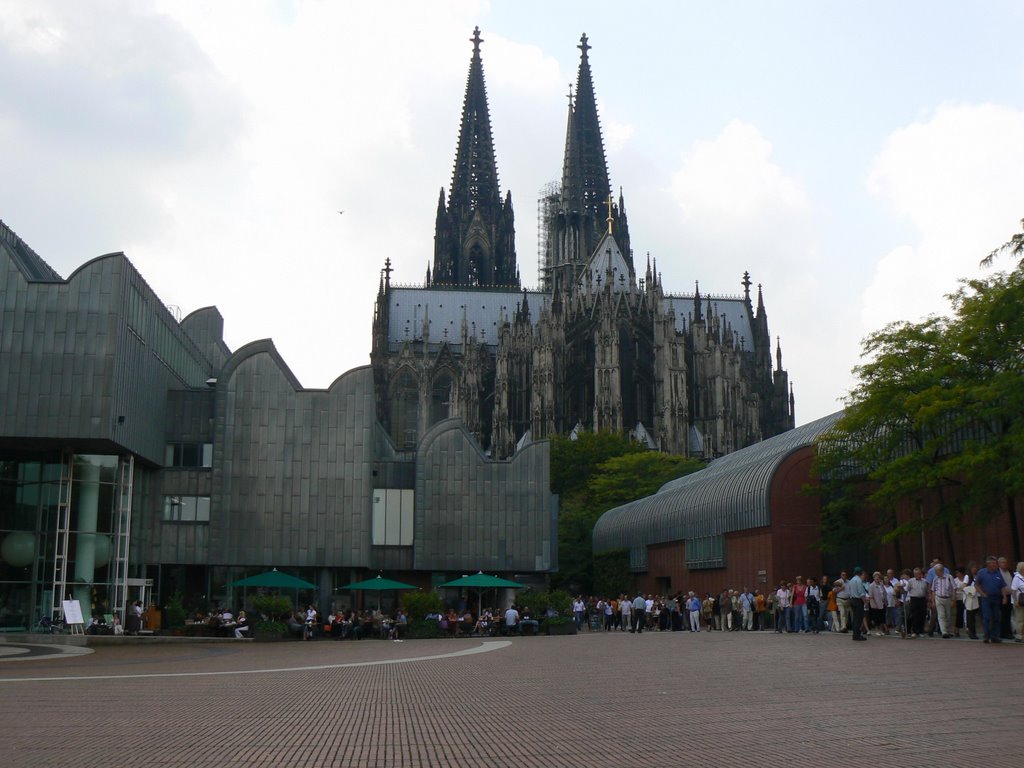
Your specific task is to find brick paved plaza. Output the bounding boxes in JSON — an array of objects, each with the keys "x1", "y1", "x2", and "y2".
[{"x1": 1, "y1": 631, "x2": 1019, "y2": 767}]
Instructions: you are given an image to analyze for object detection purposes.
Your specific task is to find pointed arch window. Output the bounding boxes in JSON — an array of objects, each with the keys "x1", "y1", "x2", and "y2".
[
  {"x1": 389, "y1": 370, "x2": 420, "y2": 450},
  {"x1": 467, "y1": 243, "x2": 485, "y2": 287},
  {"x1": 430, "y1": 372, "x2": 454, "y2": 425}
]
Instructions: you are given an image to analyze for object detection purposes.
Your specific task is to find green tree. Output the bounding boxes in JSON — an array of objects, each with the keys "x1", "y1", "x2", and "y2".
[
  {"x1": 551, "y1": 434, "x2": 704, "y2": 593},
  {"x1": 814, "y1": 262, "x2": 1024, "y2": 556},
  {"x1": 982, "y1": 217, "x2": 1024, "y2": 267}
]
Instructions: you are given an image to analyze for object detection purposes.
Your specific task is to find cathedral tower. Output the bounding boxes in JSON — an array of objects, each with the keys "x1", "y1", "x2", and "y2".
[
  {"x1": 544, "y1": 34, "x2": 631, "y2": 290},
  {"x1": 431, "y1": 27, "x2": 519, "y2": 288}
]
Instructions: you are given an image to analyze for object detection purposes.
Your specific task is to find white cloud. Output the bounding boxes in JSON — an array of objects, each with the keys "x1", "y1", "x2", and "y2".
[
  {"x1": 603, "y1": 117, "x2": 635, "y2": 154},
  {"x1": 659, "y1": 119, "x2": 854, "y2": 423},
  {"x1": 863, "y1": 102, "x2": 1024, "y2": 333}
]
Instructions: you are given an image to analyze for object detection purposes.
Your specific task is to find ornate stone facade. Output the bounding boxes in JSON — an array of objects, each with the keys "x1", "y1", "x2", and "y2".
[{"x1": 372, "y1": 30, "x2": 794, "y2": 459}]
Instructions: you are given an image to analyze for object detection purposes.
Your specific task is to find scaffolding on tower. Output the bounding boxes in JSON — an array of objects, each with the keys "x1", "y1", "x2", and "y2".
[{"x1": 537, "y1": 180, "x2": 560, "y2": 291}]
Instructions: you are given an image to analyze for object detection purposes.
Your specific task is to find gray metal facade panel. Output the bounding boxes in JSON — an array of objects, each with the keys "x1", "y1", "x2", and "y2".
[
  {"x1": 211, "y1": 351, "x2": 377, "y2": 569},
  {"x1": 412, "y1": 420, "x2": 553, "y2": 573},
  {"x1": 0, "y1": 248, "x2": 211, "y2": 466},
  {"x1": 593, "y1": 411, "x2": 844, "y2": 552}
]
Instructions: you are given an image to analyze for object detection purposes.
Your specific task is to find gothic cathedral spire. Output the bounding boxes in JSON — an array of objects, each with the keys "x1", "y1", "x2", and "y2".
[
  {"x1": 432, "y1": 27, "x2": 519, "y2": 288},
  {"x1": 544, "y1": 34, "x2": 631, "y2": 290}
]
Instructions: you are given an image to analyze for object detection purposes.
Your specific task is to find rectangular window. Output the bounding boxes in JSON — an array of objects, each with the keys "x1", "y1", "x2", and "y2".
[
  {"x1": 163, "y1": 495, "x2": 211, "y2": 523},
  {"x1": 165, "y1": 443, "x2": 214, "y2": 468},
  {"x1": 371, "y1": 488, "x2": 414, "y2": 546},
  {"x1": 686, "y1": 535, "x2": 725, "y2": 570}
]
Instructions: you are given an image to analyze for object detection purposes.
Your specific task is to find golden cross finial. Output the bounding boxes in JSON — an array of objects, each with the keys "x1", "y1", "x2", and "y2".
[{"x1": 606, "y1": 193, "x2": 614, "y2": 235}]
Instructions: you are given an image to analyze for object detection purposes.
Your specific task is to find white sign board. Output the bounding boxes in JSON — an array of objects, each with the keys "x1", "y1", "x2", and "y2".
[{"x1": 62, "y1": 600, "x2": 84, "y2": 625}]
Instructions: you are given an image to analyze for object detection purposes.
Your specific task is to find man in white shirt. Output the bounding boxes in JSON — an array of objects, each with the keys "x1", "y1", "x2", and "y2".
[
  {"x1": 929, "y1": 563, "x2": 957, "y2": 638},
  {"x1": 620, "y1": 594, "x2": 632, "y2": 632},
  {"x1": 774, "y1": 582, "x2": 791, "y2": 633},
  {"x1": 504, "y1": 605, "x2": 520, "y2": 635}
]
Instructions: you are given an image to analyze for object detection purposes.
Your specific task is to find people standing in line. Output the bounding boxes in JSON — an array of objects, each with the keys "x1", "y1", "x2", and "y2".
[
  {"x1": 687, "y1": 592, "x2": 701, "y2": 632},
  {"x1": 961, "y1": 565, "x2": 980, "y2": 640},
  {"x1": 974, "y1": 555, "x2": 1007, "y2": 644},
  {"x1": 774, "y1": 581, "x2": 791, "y2": 633},
  {"x1": 791, "y1": 576, "x2": 808, "y2": 633},
  {"x1": 816, "y1": 576, "x2": 831, "y2": 631},
  {"x1": 701, "y1": 593, "x2": 714, "y2": 630},
  {"x1": 883, "y1": 572, "x2": 898, "y2": 636},
  {"x1": 620, "y1": 593, "x2": 632, "y2": 632},
  {"x1": 929, "y1": 563, "x2": 957, "y2": 639},
  {"x1": 835, "y1": 572, "x2": 851, "y2": 632},
  {"x1": 754, "y1": 589, "x2": 766, "y2": 631},
  {"x1": 998, "y1": 557, "x2": 1014, "y2": 640},
  {"x1": 631, "y1": 593, "x2": 646, "y2": 633},
  {"x1": 847, "y1": 567, "x2": 869, "y2": 641},
  {"x1": 905, "y1": 568, "x2": 929, "y2": 638},
  {"x1": 740, "y1": 588, "x2": 754, "y2": 631},
  {"x1": 1010, "y1": 561, "x2": 1024, "y2": 643},
  {"x1": 827, "y1": 581, "x2": 840, "y2": 633},
  {"x1": 806, "y1": 577, "x2": 821, "y2": 634},
  {"x1": 719, "y1": 589, "x2": 733, "y2": 632},
  {"x1": 952, "y1": 568, "x2": 965, "y2": 638},
  {"x1": 867, "y1": 571, "x2": 887, "y2": 637}
]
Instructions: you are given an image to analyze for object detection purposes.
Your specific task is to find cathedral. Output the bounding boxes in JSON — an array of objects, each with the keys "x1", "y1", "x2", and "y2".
[{"x1": 371, "y1": 29, "x2": 794, "y2": 460}]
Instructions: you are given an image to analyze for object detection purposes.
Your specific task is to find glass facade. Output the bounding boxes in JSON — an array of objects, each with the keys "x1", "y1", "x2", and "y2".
[{"x1": 0, "y1": 452, "x2": 129, "y2": 630}]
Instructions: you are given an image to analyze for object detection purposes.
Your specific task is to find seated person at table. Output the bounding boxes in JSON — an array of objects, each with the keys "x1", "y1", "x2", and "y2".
[
  {"x1": 460, "y1": 610, "x2": 475, "y2": 637},
  {"x1": 445, "y1": 608, "x2": 460, "y2": 637},
  {"x1": 519, "y1": 606, "x2": 539, "y2": 634},
  {"x1": 218, "y1": 608, "x2": 237, "y2": 636},
  {"x1": 474, "y1": 609, "x2": 492, "y2": 636},
  {"x1": 389, "y1": 609, "x2": 408, "y2": 640},
  {"x1": 359, "y1": 611, "x2": 375, "y2": 639},
  {"x1": 330, "y1": 612, "x2": 345, "y2": 638},
  {"x1": 234, "y1": 611, "x2": 250, "y2": 638}
]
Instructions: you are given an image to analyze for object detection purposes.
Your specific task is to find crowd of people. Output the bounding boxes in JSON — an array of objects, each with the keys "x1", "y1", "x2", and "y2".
[
  {"x1": 575, "y1": 556, "x2": 1024, "y2": 644},
  {"x1": 181, "y1": 555, "x2": 1023, "y2": 645},
  {"x1": 190, "y1": 607, "x2": 250, "y2": 637}
]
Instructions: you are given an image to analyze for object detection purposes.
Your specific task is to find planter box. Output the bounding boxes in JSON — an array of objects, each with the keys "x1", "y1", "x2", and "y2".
[{"x1": 545, "y1": 621, "x2": 577, "y2": 636}]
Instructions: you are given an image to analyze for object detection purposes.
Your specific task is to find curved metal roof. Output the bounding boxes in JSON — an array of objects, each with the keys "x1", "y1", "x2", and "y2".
[{"x1": 592, "y1": 411, "x2": 844, "y2": 552}]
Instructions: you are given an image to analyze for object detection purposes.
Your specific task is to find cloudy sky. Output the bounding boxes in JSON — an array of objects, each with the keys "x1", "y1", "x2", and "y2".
[{"x1": 3, "y1": 1, "x2": 1023, "y2": 425}]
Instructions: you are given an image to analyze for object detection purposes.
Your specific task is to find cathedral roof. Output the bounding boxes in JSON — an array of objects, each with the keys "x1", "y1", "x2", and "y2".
[
  {"x1": 583, "y1": 231, "x2": 631, "y2": 292},
  {"x1": 662, "y1": 294, "x2": 754, "y2": 349},
  {"x1": 386, "y1": 286, "x2": 544, "y2": 348}
]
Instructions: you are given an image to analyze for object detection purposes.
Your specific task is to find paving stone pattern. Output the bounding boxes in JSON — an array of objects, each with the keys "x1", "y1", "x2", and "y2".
[{"x1": 0, "y1": 631, "x2": 1019, "y2": 767}]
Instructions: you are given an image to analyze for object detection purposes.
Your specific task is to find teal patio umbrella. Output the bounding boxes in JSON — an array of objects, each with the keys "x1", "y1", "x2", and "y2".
[
  {"x1": 337, "y1": 574, "x2": 418, "y2": 611},
  {"x1": 229, "y1": 568, "x2": 317, "y2": 613},
  {"x1": 437, "y1": 572, "x2": 524, "y2": 589},
  {"x1": 230, "y1": 568, "x2": 317, "y2": 590},
  {"x1": 438, "y1": 572, "x2": 525, "y2": 615}
]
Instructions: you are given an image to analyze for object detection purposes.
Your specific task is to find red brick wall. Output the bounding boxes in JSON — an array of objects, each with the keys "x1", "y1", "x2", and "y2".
[
  {"x1": 852, "y1": 493, "x2": 1023, "y2": 572},
  {"x1": 770, "y1": 446, "x2": 825, "y2": 582}
]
